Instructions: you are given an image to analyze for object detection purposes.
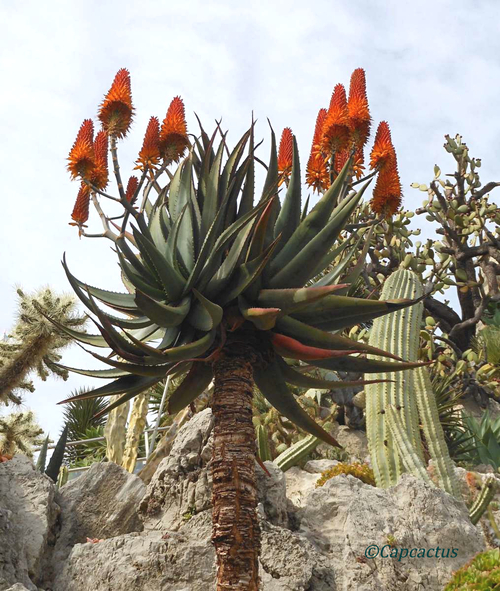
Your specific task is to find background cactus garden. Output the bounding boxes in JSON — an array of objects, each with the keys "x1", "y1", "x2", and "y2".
[{"x1": 1, "y1": 4, "x2": 500, "y2": 590}]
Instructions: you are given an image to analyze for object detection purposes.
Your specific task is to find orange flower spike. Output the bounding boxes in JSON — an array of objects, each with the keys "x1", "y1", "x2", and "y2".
[
  {"x1": 67, "y1": 119, "x2": 95, "y2": 180},
  {"x1": 159, "y1": 96, "x2": 189, "y2": 165},
  {"x1": 370, "y1": 159, "x2": 402, "y2": 218},
  {"x1": 370, "y1": 121, "x2": 395, "y2": 170},
  {"x1": 321, "y1": 84, "x2": 350, "y2": 155},
  {"x1": 125, "y1": 176, "x2": 139, "y2": 205},
  {"x1": 98, "y1": 68, "x2": 134, "y2": 139},
  {"x1": 277, "y1": 127, "x2": 293, "y2": 183},
  {"x1": 91, "y1": 131, "x2": 109, "y2": 190},
  {"x1": 348, "y1": 68, "x2": 371, "y2": 148},
  {"x1": 135, "y1": 116, "x2": 161, "y2": 171},
  {"x1": 70, "y1": 182, "x2": 91, "y2": 226},
  {"x1": 306, "y1": 109, "x2": 329, "y2": 193}
]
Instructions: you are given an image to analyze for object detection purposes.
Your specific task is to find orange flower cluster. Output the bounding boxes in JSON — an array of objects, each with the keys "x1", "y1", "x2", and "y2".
[
  {"x1": 321, "y1": 84, "x2": 350, "y2": 155},
  {"x1": 159, "y1": 97, "x2": 189, "y2": 165},
  {"x1": 306, "y1": 69, "x2": 372, "y2": 192},
  {"x1": 125, "y1": 176, "x2": 139, "y2": 204},
  {"x1": 305, "y1": 109, "x2": 329, "y2": 193},
  {"x1": 277, "y1": 127, "x2": 293, "y2": 185},
  {"x1": 70, "y1": 183, "x2": 91, "y2": 226},
  {"x1": 348, "y1": 68, "x2": 371, "y2": 149},
  {"x1": 136, "y1": 116, "x2": 161, "y2": 171},
  {"x1": 67, "y1": 119, "x2": 95, "y2": 179},
  {"x1": 91, "y1": 131, "x2": 108, "y2": 190},
  {"x1": 98, "y1": 68, "x2": 134, "y2": 139},
  {"x1": 369, "y1": 121, "x2": 402, "y2": 217},
  {"x1": 67, "y1": 69, "x2": 192, "y2": 229}
]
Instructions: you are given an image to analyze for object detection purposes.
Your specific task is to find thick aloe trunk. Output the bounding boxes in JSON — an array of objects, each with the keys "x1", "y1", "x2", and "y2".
[{"x1": 211, "y1": 343, "x2": 260, "y2": 591}]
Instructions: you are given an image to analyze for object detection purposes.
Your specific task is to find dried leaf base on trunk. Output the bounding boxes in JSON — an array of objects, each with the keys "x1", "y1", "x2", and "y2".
[{"x1": 212, "y1": 343, "x2": 260, "y2": 591}]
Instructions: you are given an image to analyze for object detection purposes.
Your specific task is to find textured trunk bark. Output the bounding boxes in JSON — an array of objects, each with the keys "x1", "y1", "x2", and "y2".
[{"x1": 211, "y1": 342, "x2": 260, "y2": 590}]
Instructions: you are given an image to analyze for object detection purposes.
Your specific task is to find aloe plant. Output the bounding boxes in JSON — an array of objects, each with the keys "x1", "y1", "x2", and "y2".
[{"x1": 56, "y1": 68, "x2": 423, "y2": 589}]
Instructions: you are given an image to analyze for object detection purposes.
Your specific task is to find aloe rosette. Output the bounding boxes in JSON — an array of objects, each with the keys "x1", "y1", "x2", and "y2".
[{"x1": 58, "y1": 129, "x2": 422, "y2": 441}]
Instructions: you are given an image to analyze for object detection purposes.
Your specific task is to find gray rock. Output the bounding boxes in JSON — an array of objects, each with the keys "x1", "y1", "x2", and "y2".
[
  {"x1": 51, "y1": 461, "x2": 146, "y2": 572},
  {"x1": 304, "y1": 459, "x2": 339, "y2": 474},
  {"x1": 260, "y1": 521, "x2": 335, "y2": 590},
  {"x1": 54, "y1": 509, "x2": 333, "y2": 591},
  {"x1": 331, "y1": 424, "x2": 369, "y2": 462},
  {"x1": 5, "y1": 585, "x2": 33, "y2": 591},
  {"x1": 53, "y1": 513, "x2": 216, "y2": 591},
  {"x1": 256, "y1": 461, "x2": 288, "y2": 527},
  {"x1": 284, "y1": 467, "x2": 319, "y2": 509},
  {"x1": 0, "y1": 455, "x2": 59, "y2": 591},
  {"x1": 140, "y1": 409, "x2": 214, "y2": 531},
  {"x1": 299, "y1": 473, "x2": 485, "y2": 590},
  {"x1": 141, "y1": 410, "x2": 288, "y2": 530}
]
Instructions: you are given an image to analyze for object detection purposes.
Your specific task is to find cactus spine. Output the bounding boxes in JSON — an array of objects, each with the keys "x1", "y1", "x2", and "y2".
[
  {"x1": 366, "y1": 269, "x2": 460, "y2": 498},
  {"x1": 122, "y1": 392, "x2": 149, "y2": 473},
  {"x1": 469, "y1": 476, "x2": 497, "y2": 525},
  {"x1": 104, "y1": 396, "x2": 130, "y2": 464},
  {"x1": 275, "y1": 434, "x2": 320, "y2": 472}
]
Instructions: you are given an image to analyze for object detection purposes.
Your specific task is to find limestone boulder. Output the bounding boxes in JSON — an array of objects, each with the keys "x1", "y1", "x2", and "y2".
[
  {"x1": 51, "y1": 460, "x2": 146, "y2": 572},
  {"x1": 0, "y1": 455, "x2": 59, "y2": 591}
]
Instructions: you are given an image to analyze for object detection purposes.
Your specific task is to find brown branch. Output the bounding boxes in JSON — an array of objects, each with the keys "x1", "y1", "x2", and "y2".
[
  {"x1": 449, "y1": 296, "x2": 490, "y2": 342},
  {"x1": 472, "y1": 181, "x2": 500, "y2": 200}
]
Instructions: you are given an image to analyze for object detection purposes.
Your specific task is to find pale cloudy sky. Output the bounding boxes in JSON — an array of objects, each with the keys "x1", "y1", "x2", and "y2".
[{"x1": 1, "y1": 0, "x2": 499, "y2": 437}]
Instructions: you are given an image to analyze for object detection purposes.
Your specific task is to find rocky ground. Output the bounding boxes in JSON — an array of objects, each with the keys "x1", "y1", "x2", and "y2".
[{"x1": 0, "y1": 408, "x2": 494, "y2": 590}]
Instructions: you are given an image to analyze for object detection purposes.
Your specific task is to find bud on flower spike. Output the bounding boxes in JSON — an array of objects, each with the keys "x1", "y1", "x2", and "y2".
[
  {"x1": 135, "y1": 116, "x2": 160, "y2": 171},
  {"x1": 98, "y1": 68, "x2": 134, "y2": 139},
  {"x1": 306, "y1": 108, "x2": 329, "y2": 193},
  {"x1": 321, "y1": 84, "x2": 350, "y2": 155},
  {"x1": 277, "y1": 127, "x2": 293, "y2": 184},
  {"x1": 348, "y1": 68, "x2": 371, "y2": 149},
  {"x1": 125, "y1": 176, "x2": 139, "y2": 205},
  {"x1": 159, "y1": 97, "x2": 189, "y2": 165},
  {"x1": 91, "y1": 131, "x2": 109, "y2": 190},
  {"x1": 67, "y1": 119, "x2": 95, "y2": 180},
  {"x1": 70, "y1": 183, "x2": 90, "y2": 226}
]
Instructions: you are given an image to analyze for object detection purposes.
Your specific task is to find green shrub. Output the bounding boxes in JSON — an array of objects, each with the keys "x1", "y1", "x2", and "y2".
[
  {"x1": 316, "y1": 462, "x2": 375, "y2": 487},
  {"x1": 444, "y1": 548, "x2": 500, "y2": 590}
]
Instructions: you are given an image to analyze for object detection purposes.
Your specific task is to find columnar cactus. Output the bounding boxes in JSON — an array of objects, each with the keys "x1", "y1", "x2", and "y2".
[
  {"x1": 366, "y1": 268, "x2": 460, "y2": 498},
  {"x1": 122, "y1": 392, "x2": 149, "y2": 472},
  {"x1": 274, "y1": 433, "x2": 322, "y2": 471},
  {"x1": 365, "y1": 269, "x2": 424, "y2": 487},
  {"x1": 104, "y1": 397, "x2": 129, "y2": 464},
  {"x1": 469, "y1": 476, "x2": 497, "y2": 525}
]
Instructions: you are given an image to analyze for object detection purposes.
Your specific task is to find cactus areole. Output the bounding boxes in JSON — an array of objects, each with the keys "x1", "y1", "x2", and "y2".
[{"x1": 56, "y1": 69, "x2": 423, "y2": 589}]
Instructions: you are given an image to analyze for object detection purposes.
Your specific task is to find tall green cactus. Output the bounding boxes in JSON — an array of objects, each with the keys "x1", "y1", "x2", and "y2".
[
  {"x1": 366, "y1": 269, "x2": 424, "y2": 487},
  {"x1": 469, "y1": 476, "x2": 497, "y2": 525},
  {"x1": 365, "y1": 269, "x2": 460, "y2": 498}
]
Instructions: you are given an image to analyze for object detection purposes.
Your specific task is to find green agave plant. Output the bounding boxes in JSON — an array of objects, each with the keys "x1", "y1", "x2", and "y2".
[{"x1": 54, "y1": 69, "x2": 426, "y2": 588}]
